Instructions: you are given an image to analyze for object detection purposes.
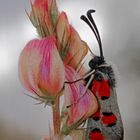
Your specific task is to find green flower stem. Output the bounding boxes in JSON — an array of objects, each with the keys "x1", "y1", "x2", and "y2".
[{"x1": 52, "y1": 96, "x2": 61, "y2": 139}]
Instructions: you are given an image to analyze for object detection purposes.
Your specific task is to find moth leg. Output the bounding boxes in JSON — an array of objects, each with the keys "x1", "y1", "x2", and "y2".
[
  {"x1": 66, "y1": 74, "x2": 95, "y2": 108},
  {"x1": 65, "y1": 70, "x2": 95, "y2": 84},
  {"x1": 76, "y1": 57, "x2": 88, "y2": 73},
  {"x1": 78, "y1": 74, "x2": 95, "y2": 101}
]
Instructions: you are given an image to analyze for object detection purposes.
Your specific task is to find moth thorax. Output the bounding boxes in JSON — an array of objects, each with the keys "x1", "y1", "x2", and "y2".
[{"x1": 89, "y1": 56, "x2": 105, "y2": 69}]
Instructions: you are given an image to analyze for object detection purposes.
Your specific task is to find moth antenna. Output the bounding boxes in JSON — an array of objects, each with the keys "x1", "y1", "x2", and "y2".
[
  {"x1": 80, "y1": 15, "x2": 100, "y2": 56},
  {"x1": 87, "y1": 9, "x2": 104, "y2": 58}
]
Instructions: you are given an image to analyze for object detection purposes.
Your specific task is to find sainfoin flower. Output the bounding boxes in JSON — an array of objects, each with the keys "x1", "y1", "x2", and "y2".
[
  {"x1": 19, "y1": 36, "x2": 65, "y2": 104},
  {"x1": 61, "y1": 66, "x2": 98, "y2": 136},
  {"x1": 19, "y1": 0, "x2": 99, "y2": 139}
]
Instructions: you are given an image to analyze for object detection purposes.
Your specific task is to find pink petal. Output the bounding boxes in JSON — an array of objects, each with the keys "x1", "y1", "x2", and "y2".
[
  {"x1": 56, "y1": 14, "x2": 88, "y2": 70},
  {"x1": 61, "y1": 66, "x2": 98, "y2": 134},
  {"x1": 56, "y1": 12, "x2": 70, "y2": 52},
  {"x1": 19, "y1": 39, "x2": 40, "y2": 95},
  {"x1": 34, "y1": 0, "x2": 49, "y2": 11},
  {"x1": 64, "y1": 26, "x2": 88, "y2": 69},
  {"x1": 19, "y1": 36, "x2": 65, "y2": 99}
]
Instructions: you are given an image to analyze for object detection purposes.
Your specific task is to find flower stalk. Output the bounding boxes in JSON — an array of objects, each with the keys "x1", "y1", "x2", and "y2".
[{"x1": 52, "y1": 96, "x2": 61, "y2": 139}]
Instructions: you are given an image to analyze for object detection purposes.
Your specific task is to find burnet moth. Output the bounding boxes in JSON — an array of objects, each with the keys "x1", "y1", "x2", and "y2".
[
  {"x1": 66, "y1": 9, "x2": 124, "y2": 140},
  {"x1": 81, "y1": 10, "x2": 124, "y2": 140}
]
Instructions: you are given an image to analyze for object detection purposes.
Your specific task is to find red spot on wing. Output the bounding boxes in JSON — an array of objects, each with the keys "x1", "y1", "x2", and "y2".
[
  {"x1": 89, "y1": 129, "x2": 105, "y2": 140},
  {"x1": 92, "y1": 80, "x2": 110, "y2": 100},
  {"x1": 102, "y1": 112, "x2": 117, "y2": 127},
  {"x1": 91, "y1": 80, "x2": 100, "y2": 96}
]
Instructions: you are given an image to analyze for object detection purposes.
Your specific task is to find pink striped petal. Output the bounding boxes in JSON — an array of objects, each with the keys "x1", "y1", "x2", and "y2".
[
  {"x1": 19, "y1": 37, "x2": 65, "y2": 102},
  {"x1": 30, "y1": 0, "x2": 59, "y2": 36},
  {"x1": 64, "y1": 26, "x2": 88, "y2": 69},
  {"x1": 61, "y1": 66, "x2": 98, "y2": 135},
  {"x1": 56, "y1": 13, "x2": 88, "y2": 69},
  {"x1": 34, "y1": 0, "x2": 49, "y2": 11},
  {"x1": 56, "y1": 12, "x2": 70, "y2": 53}
]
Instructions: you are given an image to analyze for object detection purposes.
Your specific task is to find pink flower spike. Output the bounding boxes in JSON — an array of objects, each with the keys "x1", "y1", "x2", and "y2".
[
  {"x1": 19, "y1": 36, "x2": 65, "y2": 104},
  {"x1": 61, "y1": 66, "x2": 98, "y2": 135}
]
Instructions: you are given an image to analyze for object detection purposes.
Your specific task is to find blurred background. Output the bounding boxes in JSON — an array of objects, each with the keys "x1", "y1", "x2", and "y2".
[{"x1": 0, "y1": 0, "x2": 140, "y2": 139}]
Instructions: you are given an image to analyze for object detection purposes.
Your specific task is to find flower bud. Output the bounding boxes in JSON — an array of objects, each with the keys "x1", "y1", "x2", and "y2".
[{"x1": 30, "y1": 0, "x2": 59, "y2": 36}]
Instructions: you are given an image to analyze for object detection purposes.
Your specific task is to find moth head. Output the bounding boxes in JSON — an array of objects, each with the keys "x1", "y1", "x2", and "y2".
[{"x1": 89, "y1": 56, "x2": 104, "y2": 69}]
